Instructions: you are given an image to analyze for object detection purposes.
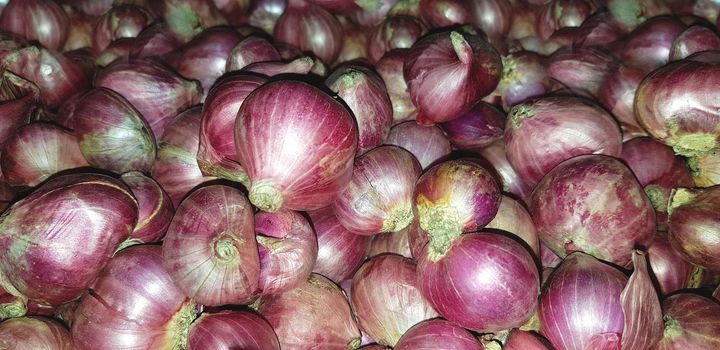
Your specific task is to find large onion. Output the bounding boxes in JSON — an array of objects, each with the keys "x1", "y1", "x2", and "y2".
[
  {"x1": 187, "y1": 310, "x2": 280, "y2": 350},
  {"x1": 0, "y1": 317, "x2": 72, "y2": 350},
  {"x1": 667, "y1": 186, "x2": 720, "y2": 271},
  {"x1": 309, "y1": 206, "x2": 371, "y2": 283},
  {"x1": 274, "y1": 0, "x2": 343, "y2": 64},
  {"x1": 385, "y1": 121, "x2": 451, "y2": 169}
]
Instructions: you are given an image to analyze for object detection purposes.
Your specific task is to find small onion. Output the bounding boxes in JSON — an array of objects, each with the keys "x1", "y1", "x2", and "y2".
[
  {"x1": 670, "y1": 25, "x2": 720, "y2": 61},
  {"x1": 597, "y1": 64, "x2": 647, "y2": 137},
  {"x1": 572, "y1": 10, "x2": 624, "y2": 48},
  {"x1": 336, "y1": 18, "x2": 368, "y2": 64},
  {"x1": 547, "y1": 46, "x2": 617, "y2": 97},
  {"x1": 187, "y1": 310, "x2": 280, "y2": 350},
  {"x1": 226, "y1": 36, "x2": 281, "y2": 71},
  {"x1": 497, "y1": 51, "x2": 552, "y2": 110},
  {"x1": 62, "y1": 6, "x2": 94, "y2": 52},
  {"x1": 607, "y1": 0, "x2": 671, "y2": 31},
  {"x1": 486, "y1": 195, "x2": 539, "y2": 255},
  {"x1": 367, "y1": 16, "x2": 426, "y2": 63},
  {"x1": 619, "y1": 16, "x2": 685, "y2": 73},
  {"x1": 667, "y1": 186, "x2": 720, "y2": 271},
  {"x1": 0, "y1": 70, "x2": 40, "y2": 148},
  {"x1": 440, "y1": 101, "x2": 505, "y2": 150},
  {"x1": 376, "y1": 49, "x2": 415, "y2": 123},
  {"x1": 309, "y1": 206, "x2": 371, "y2": 283},
  {"x1": 419, "y1": 0, "x2": 472, "y2": 29},
  {"x1": 248, "y1": 0, "x2": 287, "y2": 35},
  {"x1": 367, "y1": 226, "x2": 412, "y2": 258},
  {"x1": 235, "y1": 80, "x2": 357, "y2": 212},
  {"x1": 535, "y1": 0, "x2": 595, "y2": 40},
  {"x1": 350, "y1": 0, "x2": 398, "y2": 27},
  {"x1": 153, "y1": 0, "x2": 228, "y2": 43},
  {"x1": 477, "y1": 140, "x2": 532, "y2": 203},
  {"x1": 351, "y1": 254, "x2": 438, "y2": 346},
  {"x1": 92, "y1": 4, "x2": 154, "y2": 52},
  {"x1": 0, "y1": 317, "x2": 72, "y2": 350},
  {"x1": 657, "y1": 294, "x2": 720, "y2": 349},
  {"x1": 120, "y1": 171, "x2": 174, "y2": 246},
  {"x1": 385, "y1": 121, "x2": 451, "y2": 169},
  {"x1": 648, "y1": 233, "x2": 702, "y2": 296},
  {"x1": 394, "y1": 319, "x2": 483, "y2": 349},
  {"x1": 130, "y1": 22, "x2": 184, "y2": 60},
  {"x1": 470, "y1": 0, "x2": 513, "y2": 42},
  {"x1": 0, "y1": 0, "x2": 69, "y2": 51},
  {"x1": 274, "y1": 0, "x2": 343, "y2": 65},
  {"x1": 504, "y1": 330, "x2": 554, "y2": 350},
  {"x1": 95, "y1": 38, "x2": 136, "y2": 67}
]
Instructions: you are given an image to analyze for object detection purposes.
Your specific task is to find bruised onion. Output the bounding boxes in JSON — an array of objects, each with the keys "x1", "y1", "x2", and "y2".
[
  {"x1": 385, "y1": 121, "x2": 451, "y2": 169},
  {"x1": 531, "y1": 155, "x2": 655, "y2": 267},
  {"x1": 367, "y1": 226, "x2": 412, "y2": 258},
  {"x1": 0, "y1": 173, "x2": 137, "y2": 306},
  {"x1": 71, "y1": 245, "x2": 197, "y2": 349},
  {"x1": 235, "y1": 80, "x2": 357, "y2": 212},
  {"x1": 376, "y1": 49, "x2": 415, "y2": 123},
  {"x1": 670, "y1": 25, "x2": 720, "y2": 61},
  {"x1": 505, "y1": 96, "x2": 623, "y2": 188},
  {"x1": 0, "y1": 317, "x2": 72, "y2": 350},
  {"x1": 440, "y1": 101, "x2": 504, "y2": 149},
  {"x1": 486, "y1": 195, "x2": 539, "y2": 255},
  {"x1": 351, "y1": 254, "x2": 438, "y2": 346},
  {"x1": 648, "y1": 233, "x2": 702, "y2": 296},
  {"x1": 0, "y1": 123, "x2": 88, "y2": 188},
  {"x1": 547, "y1": 46, "x2": 617, "y2": 97},
  {"x1": 657, "y1": 294, "x2": 720, "y2": 349},
  {"x1": 0, "y1": 0, "x2": 69, "y2": 51},
  {"x1": 187, "y1": 310, "x2": 280, "y2": 350},
  {"x1": 394, "y1": 319, "x2": 483, "y2": 349},
  {"x1": 226, "y1": 36, "x2": 281, "y2": 71},
  {"x1": 536, "y1": 0, "x2": 595, "y2": 40},
  {"x1": 256, "y1": 273, "x2": 362, "y2": 349},
  {"x1": 309, "y1": 206, "x2": 371, "y2": 283},
  {"x1": 619, "y1": 16, "x2": 685, "y2": 73},
  {"x1": 497, "y1": 51, "x2": 552, "y2": 110},
  {"x1": 404, "y1": 30, "x2": 501, "y2": 125},
  {"x1": 120, "y1": 171, "x2": 174, "y2": 246},
  {"x1": 92, "y1": 4, "x2": 154, "y2": 52},
  {"x1": 667, "y1": 186, "x2": 720, "y2": 271},
  {"x1": 274, "y1": 0, "x2": 343, "y2": 64},
  {"x1": 367, "y1": 16, "x2": 426, "y2": 63},
  {"x1": 477, "y1": 140, "x2": 532, "y2": 203}
]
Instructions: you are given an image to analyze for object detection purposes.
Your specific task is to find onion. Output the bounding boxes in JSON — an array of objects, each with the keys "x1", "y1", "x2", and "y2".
[
  {"x1": 507, "y1": 1, "x2": 538, "y2": 40},
  {"x1": 308, "y1": 0, "x2": 359, "y2": 13},
  {"x1": 187, "y1": 310, "x2": 280, "y2": 350},
  {"x1": 536, "y1": 0, "x2": 595, "y2": 40},
  {"x1": 619, "y1": 16, "x2": 685, "y2": 74},
  {"x1": 486, "y1": 195, "x2": 539, "y2": 255},
  {"x1": 71, "y1": 245, "x2": 198, "y2": 349},
  {"x1": 689, "y1": 151, "x2": 720, "y2": 187},
  {"x1": 470, "y1": 0, "x2": 513, "y2": 43},
  {"x1": 440, "y1": 101, "x2": 504, "y2": 149},
  {"x1": 226, "y1": 36, "x2": 281, "y2": 71},
  {"x1": 130, "y1": 22, "x2": 183, "y2": 60},
  {"x1": 394, "y1": 319, "x2": 483, "y2": 349},
  {"x1": 92, "y1": 4, "x2": 154, "y2": 52},
  {"x1": 597, "y1": 64, "x2": 647, "y2": 137},
  {"x1": 670, "y1": 25, "x2": 720, "y2": 61},
  {"x1": 274, "y1": 0, "x2": 343, "y2": 65},
  {"x1": 657, "y1": 294, "x2": 720, "y2": 349},
  {"x1": 404, "y1": 30, "x2": 501, "y2": 126},
  {"x1": 505, "y1": 96, "x2": 623, "y2": 188},
  {"x1": 256, "y1": 273, "x2": 361, "y2": 349},
  {"x1": 477, "y1": 140, "x2": 532, "y2": 203},
  {"x1": 235, "y1": 80, "x2": 357, "y2": 212},
  {"x1": 120, "y1": 171, "x2": 174, "y2": 246},
  {"x1": 367, "y1": 16, "x2": 426, "y2": 64},
  {"x1": 0, "y1": 123, "x2": 88, "y2": 188},
  {"x1": 63, "y1": 6, "x2": 94, "y2": 52},
  {"x1": 531, "y1": 155, "x2": 656, "y2": 267},
  {"x1": 0, "y1": 70, "x2": 40, "y2": 147},
  {"x1": 572, "y1": 11, "x2": 625, "y2": 48},
  {"x1": 336, "y1": 18, "x2": 368, "y2": 64},
  {"x1": 417, "y1": 231, "x2": 539, "y2": 332},
  {"x1": 0, "y1": 0, "x2": 69, "y2": 51},
  {"x1": 55, "y1": 87, "x2": 156, "y2": 174},
  {"x1": 0, "y1": 173, "x2": 137, "y2": 306},
  {"x1": 607, "y1": 0, "x2": 671, "y2": 31},
  {"x1": 367, "y1": 226, "x2": 412, "y2": 258},
  {"x1": 351, "y1": 254, "x2": 438, "y2": 346},
  {"x1": 667, "y1": 186, "x2": 720, "y2": 271},
  {"x1": 152, "y1": 0, "x2": 228, "y2": 43},
  {"x1": 385, "y1": 121, "x2": 452, "y2": 169},
  {"x1": 0, "y1": 317, "x2": 72, "y2": 349},
  {"x1": 95, "y1": 38, "x2": 136, "y2": 67},
  {"x1": 255, "y1": 208, "x2": 318, "y2": 295},
  {"x1": 350, "y1": 0, "x2": 398, "y2": 27},
  {"x1": 504, "y1": 330, "x2": 554, "y2": 350},
  {"x1": 173, "y1": 26, "x2": 242, "y2": 97},
  {"x1": 65, "y1": 0, "x2": 113, "y2": 16},
  {"x1": 309, "y1": 206, "x2": 371, "y2": 283},
  {"x1": 419, "y1": 0, "x2": 472, "y2": 29},
  {"x1": 497, "y1": 51, "x2": 552, "y2": 110},
  {"x1": 648, "y1": 233, "x2": 703, "y2": 296},
  {"x1": 540, "y1": 242, "x2": 562, "y2": 268},
  {"x1": 94, "y1": 58, "x2": 203, "y2": 139},
  {"x1": 248, "y1": 0, "x2": 287, "y2": 35},
  {"x1": 376, "y1": 49, "x2": 415, "y2": 123},
  {"x1": 151, "y1": 106, "x2": 216, "y2": 207},
  {"x1": 547, "y1": 46, "x2": 617, "y2": 97}
]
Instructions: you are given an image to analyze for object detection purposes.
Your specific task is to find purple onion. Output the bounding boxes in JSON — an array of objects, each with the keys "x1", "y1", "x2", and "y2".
[
  {"x1": 120, "y1": 171, "x2": 174, "y2": 246},
  {"x1": 367, "y1": 16, "x2": 426, "y2": 63},
  {"x1": 670, "y1": 25, "x2": 720, "y2": 61},
  {"x1": 547, "y1": 46, "x2": 617, "y2": 97},
  {"x1": 385, "y1": 121, "x2": 451, "y2": 169},
  {"x1": 92, "y1": 4, "x2": 153, "y2": 52},
  {"x1": 668, "y1": 186, "x2": 720, "y2": 271},
  {"x1": 187, "y1": 310, "x2": 280, "y2": 350},
  {"x1": 226, "y1": 36, "x2": 281, "y2": 71},
  {"x1": 376, "y1": 49, "x2": 415, "y2": 123},
  {"x1": 497, "y1": 51, "x2": 553, "y2": 110},
  {"x1": 440, "y1": 101, "x2": 505, "y2": 150},
  {"x1": 618, "y1": 16, "x2": 686, "y2": 73}
]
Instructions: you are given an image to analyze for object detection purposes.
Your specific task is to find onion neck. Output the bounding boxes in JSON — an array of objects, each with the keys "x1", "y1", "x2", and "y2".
[
  {"x1": 417, "y1": 195, "x2": 462, "y2": 261},
  {"x1": 212, "y1": 234, "x2": 241, "y2": 264},
  {"x1": 662, "y1": 315, "x2": 681, "y2": 342},
  {"x1": 644, "y1": 184, "x2": 668, "y2": 213},
  {"x1": 165, "y1": 301, "x2": 198, "y2": 350},
  {"x1": 450, "y1": 31, "x2": 473, "y2": 65},
  {"x1": 249, "y1": 183, "x2": 283, "y2": 213},
  {"x1": 668, "y1": 188, "x2": 694, "y2": 216},
  {"x1": 0, "y1": 300, "x2": 26, "y2": 319},
  {"x1": 508, "y1": 103, "x2": 533, "y2": 129},
  {"x1": 347, "y1": 336, "x2": 361, "y2": 350},
  {"x1": 381, "y1": 203, "x2": 414, "y2": 233}
]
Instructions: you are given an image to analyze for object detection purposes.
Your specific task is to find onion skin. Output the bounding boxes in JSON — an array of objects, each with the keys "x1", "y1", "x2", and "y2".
[
  {"x1": 376, "y1": 49, "x2": 415, "y2": 123},
  {"x1": 441, "y1": 101, "x2": 504, "y2": 150},
  {"x1": 620, "y1": 251, "x2": 664, "y2": 350},
  {"x1": 130, "y1": 22, "x2": 184, "y2": 61},
  {"x1": 92, "y1": 4, "x2": 154, "y2": 52},
  {"x1": 256, "y1": 273, "x2": 362, "y2": 350},
  {"x1": 309, "y1": 206, "x2": 371, "y2": 283},
  {"x1": 241, "y1": 56, "x2": 316, "y2": 76},
  {"x1": 394, "y1": 319, "x2": 483, "y2": 349},
  {"x1": 670, "y1": 25, "x2": 720, "y2": 61},
  {"x1": 351, "y1": 254, "x2": 438, "y2": 346},
  {"x1": 0, "y1": 70, "x2": 40, "y2": 148},
  {"x1": 94, "y1": 58, "x2": 203, "y2": 139},
  {"x1": 235, "y1": 80, "x2": 357, "y2": 212},
  {"x1": 505, "y1": 96, "x2": 623, "y2": 188},
  {"x1": 597, "y1": 64, "x2": 647, "y2": 137},
  {"x1": 367, "y1": 16, "x2": 426, "y2": 63},
  {"x1": 477, "y1": 140, "x2": 532, "y2": 203},
  {"x1": 120, "y1": 171, "x2": 174, "y2": 245},
  {"x1": 504, "y1": 330, "x2": 553, "y2": 350},
  {"x1": 71, "y1": 245, "x2": 197, "y2": 350},
  {"x1": 350, "y1": 0, "x2": 398, "y2": 27},
  {"x1": 486, "y1": 195, "x2": 539, "y2": 255},
  {"x1": 536, "y1": 0, "x2": 595, "y2": 40},
  {"x1": 367, "y1": 226, "x2": 412, "y2": 258},
  {"x1": 572, "y1": 11, "x2": 625, "y2": 49},
  {"x1": 333, "y1": 146, "x2": 420, "y2": 235},
  {"x1": 419, "y1": 0, "x2": 471, "y2": 29},
  {"x1": 417, "y1": 231, "x2": 539, "y2": 333},
  {"x1": 162, "y1": 185, "x2": 258, "y2": 306},
  {"x1": 547, "y1": 46, "x2": 617, "y2": 97},
  {"x1": 690, "y1": 151, "x2": 720, "y2": 187},
  {"x1": 404, "y1": 30, "x2": 501, "y2": 126},
  {"x1": 497, "y1": 51, "x2": 552, "y2": 110},
  {"x1": 0, "y1": 123, "x2": 88, "y2": 188},
  {"x1": 326, "y1": 65, "x2": 393, "y2": 154},
  {"x1": 226, "y1": 36, "x2": 281, "y2": 71},
  {"x1": 248, "y1": 0, "x2": 287, "y2": 35},
  {"x1": 649, "y1": 233, "x2": 703, "y2": 296},
  {"x1": 531, "y1": 155, "x2": 656, "y2": 267},
  {"x1": 336, "y1": 19, "x2": 368, "y2": 64},
  {"x1": 0, "y1": 317, "x2": 72, "y2": 350},
  {"x1": 385, "y1": 121, "x2": 451, "y2": 169},
  {"x1": 0, "y1": 173, "x2": 137, "y2": 306},
  {"x1": 471, "y1": 0, "x2": 513, "y2": 43},
  {"x1": 657, "y1": 294, "x2": 720, "y2": 350},
  {"x1": 619, "y1": 16, "x2": 685, "y2": 73},
  {"x1": 0, "y1": 0, "x2": 69, "y2": 51},
  {"x1": 274, "y1": 0, "x2": 343, "y2": 65},
  {"x1": 187, "y1": 310, "x2": 280, "y2": 350},
  {"x1": 668, "y1": 187, "x2": 720, "y2": 271}
]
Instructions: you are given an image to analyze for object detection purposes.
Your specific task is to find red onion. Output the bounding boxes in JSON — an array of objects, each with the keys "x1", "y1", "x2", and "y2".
[
  {"x1": 350, "y1": 0, "x2": 398, "y2": 27},
  {"x1": 440, "y1": 101, "x2": 504, "y2": 149},
  {"x1": 336, "y1": 18, "x2": 368, "y2": 64},
  {"x1": 670, "y1": 25, "x2": 720, "y2": 61},
  {"x1": 497, "y1": 51, "x2": 552, "y2": 110},
  {"x1": 274, "y1": 0, "x2": 343, "y2": 65},
  {"x1": 151, "y1": 106, "x2": 216, "y2": 207},
  {"x1": 507, "y1": 1, "x2": 539, "y2": 40},
  {"x1": 187, "y1": 310, "x2": 280, "y2": 350},
  {"x1": 351, "y1": 255, "x2": 438, "y2": 346},
  {"x1": 367, "y1": 226, "x2": 412, "y2": 258},
  {"x1": 0, "y1": 70, "x2": 39, "y2": 147},
  {"x1": 0, "y1": 317, "x2": 72, "y2": 349},
  {"x1": 130, "y1": 22, "x2": 183, "y2": 60},
  {"x1": 572, "y1": 11, "x2": 625, "y2": 48},
  {"x1": 607, "y1": 0, "x2": 671, "y2": 31},
  {"x1": 0, "y1": 284, "x2": 25, "y2": 319},
  {"x1": 404, "y1": 30, "x2": 501, "y2": 126},
  {"x1": 0, "y1": 173, "x2": 137, "y2": 306},
  {"x1": 486, "y1": 195, "x2": 539, "y2": 255},
  {"x1": 418, "y1": 0, "x2": 471, "y2": 29},
  {"x1": 536, "y1": 0, "x2": 595, "y2": 40},
  {"x1": 235, "y1": 80, "x2": 357, "y2": 212},
  {"x1": 376, "y1": 49, "x2": 415, "y2": 123},
  {"x1": 657, "y1": 294, "x2": 720, "y2": 349},
  {"x1": 505, "y1": 96, "x2": 623, "y2": 188},
  {"x1": 0, "y1": 0, "x2": 69, "y2": 51},
  {"x1": 226, "y1": 36, "x2": 281, "y2": 71},
  {"x1": 256, "y1": 273, "x2": 362, "y2": 349},
  {"x1": 539, "y1": 242, "x2": 561, "y2": 268},
  {"x1": 71, "y1": 245, "x2": 198, "y2": 349},
  {"x1": 92, "y1": 4, "x2": 153, "y2": 52},
  {"x1": 248, "y1": 0, "x2": 287, "y2": 34},
  {"x1": 597, "y1": 64, "x2": 647, "y2": 137},
  {"x1": 94, "y1": 58, "x2": 203, "y2": 139},
  {"x1": 173, "y1": 26, "x2": 242, "y2": 97},
  {"x1": 255, "y1": 209, "x2": 318, "y2": 295},
  {"x1": 65, "y1": 0, "x2": 113, "y2": 16},
  {"x1": 619, "y1": 16, "x2": 685, "y2": 74},
  {"x1": 0, "y1": 123, "x2": 87, "y2": 188},
  {"x1": 667, "y1": 186, "x2": 720, "y2": 271},
  {"x1": 0, "y1": 174, "x2": 16, "y2": 212},
  {"x1": 417, "y1": 231, "x2": 539, "y2": 332},
  {"x1": 309, "y1": 206, "x2": 371, "y2": 283},
  {"x1": 385, "y1": 121, "x2": 451, "y2": 169},
  {"x1": 153, "y1": 0, "x2": 228, "y2": 43},
  {"x1": 547, "y1": 46, "x2": 617, "y2": 97},
  {"x1": 532, "y1": 155, "x2": 656, "y2": 267},
  {"x1": 367, "y1": 16, "x2": 426, "y2": 64},
  {"x1": 2, "y1": 46, "x2": 93, "y2": 110},
  {"x1": 689, "y1": 151, "x2": 720, "y2": 187},
  {"x1": 504, "y1": 330, "x2": 554, "y2": 350},
  {"x1": 308, "y1": 0, "x2": 359, "y2": 13},
  {"x1": 120, "y1": 171, "x2": 173, "y2": 246},
  {"x1": 394, "y1": 319, "x2": 483, "y2": 349},
  {"x1": 55, "y1": 87, "x2": 156, "y2": 174},
  {"x1": 95, "y1": 37, "x2": 136, "y2": 66},
  {"x1": 469, "y1": 0, "x2": 512, "y2": 43},
  {"x1": 243, "y1": 56, "x2": 323, "y2": 76},
  {"x1": 63, "y1": 6, "x2": 95, "y2": 52},
  {"x1": 477, "y1": 140, "x2": 531, "y2": 203},
  {"x1": 648, "y1": 233, "x2": 703, "y2": 296}
]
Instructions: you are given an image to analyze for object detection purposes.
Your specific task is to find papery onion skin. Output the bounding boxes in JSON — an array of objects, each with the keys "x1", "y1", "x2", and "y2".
[
  {"x1": 256, "y1": 273, "x2": 362, "y2": 350},
  {"x1": 486, "y1": 195, "x2": 539, "y2": 255},
  {"x1": 539, "y1": 253, "x2": 627, "y2": 350},
  {"x1": 648, "y1": 233, "x2": 702, "y2": 296},
  {"x1": 367, "y1": 226, "x2": 412, "y2": 258},
  {"x1": 505, "y1": 96, "x2": 623, "y2": 188},
  {"x1": 670, "y1": 25, "x2": 720, "y2": 61},
  {"x1": 120, "y1": 171, "x2": 174, "y2": 245},
  {"x1": 404, "y1": 30, "x2": 501, "y2": 126},
  {"x1": 235, "y1": 80, "x2": 357, "y2": 213},
  {"x1": 0, "y1": 173, "x2": 137, "y2": 306},
  {"x1": 497, "y1": 51, "x2": 552, "y2": 110},
  {"x1": 0, "y1": 123, "x2": 88, "y2": 188},
  {"x1": 385, "y1": 121, "x2": 451, "y2": 169},
  {"x1": 667, "y1": 186, "x2": 720, "y2": 271},
  {"x1": 226, "y1": 36, "x2": 281, "y2": 71},
  {"x1": 531, "y1": 155, "x2": 656, "y2": 267},
  {"x1": 597, "y1": 64, "x2": 647, "y2": 137},
  {"x1": 274, "y1": 0, "x2": 343, "y2": 65},
  {"x1": 0, "y1": 70, "x2": 40, "y2": 148},
  {"x1": 351, "y1": 254, "x2": 438, "y2": 346},
  {"x1": 92, "y1": 4, "x2": 154, "y2": 52},
  {"x1": 547, "y1": 46, "x2": 617, "y2": 97},
  {"x1": 0, "y1": 317, "x2": 72, "y2": 350},
  {"x1": 504, "y1": 330, "x2": 554, "y2": 350},
  {"x1": 0, "y1": 0, "x2": 69, "y2": 51},
  {"x1": 441, "y1": 101, "x2": 505, "y2": 150},
  {"x1": 619, "y1": 16, "x2": 686, "y2": 74},
  {"x1": 657, "y1": 294, "x2": 720, "y2": 350},
  {"x1": 376, "y1": 49, "x2": 415, "y2": 123},
  {"x1": 394, "y1": 319, "x2": 483, "y2": 349},
  {"x1": 309, "y1": 206, "x2": 371, "y2": 283},
  {"x1": 333, "y1": 146, "x2": 420, "y2": 235},
  {"x1": 689, "y1": 151, "x2": 720, "y2": 187},
  {"x1": 367, "y1": 16, "x2": 426, "y2": 63},
  {"x1": 71, "y1": 245, "x2": 197, "y2": 350},
  {"x1": 187, "y1": 310, "x2": 280, "y2": 350},
  {"x1": 417, "y1": 231, "x2": 539, "y2": 333}
]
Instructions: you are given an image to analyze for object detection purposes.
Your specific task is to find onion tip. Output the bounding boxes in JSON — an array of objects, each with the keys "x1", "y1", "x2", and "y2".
[{"x1": 249, "y1": 184, "x2": 284, "y2": 212}]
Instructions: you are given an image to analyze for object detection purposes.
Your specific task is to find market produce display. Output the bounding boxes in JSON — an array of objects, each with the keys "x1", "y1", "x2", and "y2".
[{"x1": 0, "y1": 0, "x2": 720, "y2": 349}]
